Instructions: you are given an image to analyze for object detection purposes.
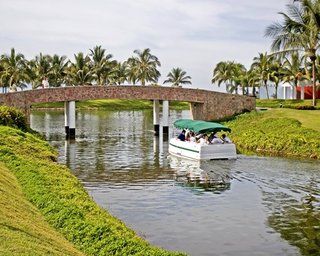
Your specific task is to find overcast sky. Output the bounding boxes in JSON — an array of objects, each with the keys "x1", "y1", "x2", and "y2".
[{"x1": 0, "y1": 0, "x2": 288, "y2": 90}]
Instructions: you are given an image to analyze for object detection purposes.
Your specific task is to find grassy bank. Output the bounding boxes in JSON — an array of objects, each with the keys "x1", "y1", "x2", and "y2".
[
  {"x1": 0, "y1": 162, "x2": 83, "y2": 256},
  {"x1": 32, "y1": 99, "x2": 190, "y2": 110},
  {"x1": 0, "y1": 125, "x2": 184, "y2": 255},
  {"x1": 225, "y1": 110, "x2": 320, "y2": 159}
]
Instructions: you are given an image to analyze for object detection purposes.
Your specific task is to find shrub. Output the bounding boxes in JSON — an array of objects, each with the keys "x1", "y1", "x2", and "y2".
[
  {"x1": 293, "y1": 105, "x2": 316, "y2": 110},
  {"x1": 0, "y1": 106, "x2": 28, "y2": 131}
]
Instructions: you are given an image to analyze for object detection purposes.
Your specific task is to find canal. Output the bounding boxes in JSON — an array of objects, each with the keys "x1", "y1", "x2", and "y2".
[{"x1": 31, "y1": 109, "x2": 320, "y2": 256}]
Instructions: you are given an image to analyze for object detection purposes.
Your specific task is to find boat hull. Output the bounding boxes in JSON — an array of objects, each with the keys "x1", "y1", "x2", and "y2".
[{"x1": 169, "y1": 138, "x2": 237, "y2": 160}]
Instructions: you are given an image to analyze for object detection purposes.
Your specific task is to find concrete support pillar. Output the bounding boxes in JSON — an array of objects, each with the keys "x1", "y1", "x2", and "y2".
[
  {"x1": 153, "y1": 100, "x2": 160, "y2": 136},
  {"x1": 68, "y1": 101, "x2": 76, "y2": 140},
  {"x1": 64, "y1": 101, "x2": 69, "y2": 137},
  {"x1": 162, "y1": 100, "x2": 169, "y2": 135},
  {"x1": 301, "y1": 86, "x2": 305, "y2": 100},
  {"x1": 283, "y1": 86, "x2": 287, "y2": 99}
]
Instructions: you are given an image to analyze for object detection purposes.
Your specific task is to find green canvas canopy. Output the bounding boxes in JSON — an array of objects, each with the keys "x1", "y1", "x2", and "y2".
[{"x1": 173, "y1": 119, "x2": 231, "y2": 134}]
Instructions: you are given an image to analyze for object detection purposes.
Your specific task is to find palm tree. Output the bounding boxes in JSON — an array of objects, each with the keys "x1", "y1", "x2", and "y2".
[
  {"x1": 27, "y1": 53, "x2": 52, "y2": 89},
  {"x1": 231, "y1": 63, "x2": 246, "y2": 94},
  {"x1": 127, "y1": 48, "x2": 161, "y2": 86},
  {"x1": 314, "y1": 55, "x2": 320, "y2": 83},
  {"x1": 212, "y1": 61, "x2": 246, "y2": 94},
  {"x1": 247, "y1": 68, "x2": 261, "y2": 97},
  {"x1": 251, "y1": 52, "x2": 273, "y2": 99},
  {"x1": 282, "y1": 52, "x2": 306, "y2": 98},
  {"x1": 109, "y1": 62, "x2": 128, "y2": 85},
  {"x1": 49, "y1": 54, "x2": 69, "y2": 87},
  {"x1": 89, "y1": 45, "x2": 116, "y2": 85},
  {"x1": 212, "y1": 61, "x2": 233, "y2": 87},
  {"x1": 0, "y1": 60, "x2": 7, "y2": 93},
  {"x1": 265, "y1": 0, "x2": 320, "y2": 106},
  {"x1": 0, "y1": 48, "x2": 28, "y2": 91},
  {"x1": 66, "y1": 52, "x2": 93, "y2": 86},
  {"x1": 125, "y1": 58, "x2": 138, "y2": 85},
  {"x1": 269, "y1": 60, "x2": 284, "y2": 99},
  {"x1": 163, "y1": 68, "x2": 192, "y2": 87}
]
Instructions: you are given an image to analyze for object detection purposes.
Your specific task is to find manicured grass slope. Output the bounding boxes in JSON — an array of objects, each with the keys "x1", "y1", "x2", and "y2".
[
  {"x1": 32, "y1": 99, "x2": 190, "y2": 110},
  {"x1": 261, "y1": 108, "x2": 320, "y2": 132},
  {"x1": 256, "y1": 99, "x2": 320, "y2": 109},
  {"x1": 0, "y1": 162, "x2": 83, "y2": 256},
  {"x1": 225, "y1": 111, "x2": 320, "y2": 159},
  {"x1": 0, "y1": 126, "x2": 184, "y2": 256}
]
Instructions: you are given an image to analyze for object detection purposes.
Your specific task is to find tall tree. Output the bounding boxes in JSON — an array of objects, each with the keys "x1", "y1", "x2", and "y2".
[
  {"x1": 127, "y1": 48, "x2": 161, "y2": 86},
  {"x1": 282, "y1": 52, "x2": 306, "y2": 98},
  {"x1": 66, "y1": 52, "x2": 93, "y2": 86},
  {"x1": 247, "y1": 68, "x2": 261, "y2": 97},
  {"x1": 27, "y1": 53, "x2": 52, "y2": 89},
  {"x1": 231, "y1": 63, "x2": 246, "y2": 94},
  {"x1": 49, "y1": 54, "x2": 69, "y2": 87},
  {"x1": 0, "y1": 60, "x2": 8, "y2": 92},
  {"x1": 265, "y1": 0, "x2": 320, "y2": 106},
  {"x1": 89, "y1": 45, "x2": 116, "y2": 85},
  {"x1": 163, "y1": 67, "x2": 192, "y2": 87},
  {"x1": 0, "y1": 48, "x2": 28, "y2": 91},
  {"x1": 109, "y1": 62, "x2": 128, "y2": 85},
  {"x1": 212, "y1": 61, "x2": 233, "y2": 87},
  {"x1": 212, "y1": 61, "x2": 246, "y2": 94},
  {"x1": 251, "y1": 52, "x2": 273, "y2": 99},
  {"x1": 269, "y1": 60, "x2": 284, "y2": 99}
]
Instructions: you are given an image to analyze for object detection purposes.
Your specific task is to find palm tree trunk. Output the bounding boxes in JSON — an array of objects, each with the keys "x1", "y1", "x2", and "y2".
[
  {"x1": 275, "y1": 83, "x2": 278, "y2": 99},
  {"x1": 293, "y1": 80, "x2": 298, "y2": 100},
  {"x1": 264, "y1": 81, "x2": 270, "y2": 99},
  {"x1": 312, "y1": 60, "x2": 317, "y2": 106}
]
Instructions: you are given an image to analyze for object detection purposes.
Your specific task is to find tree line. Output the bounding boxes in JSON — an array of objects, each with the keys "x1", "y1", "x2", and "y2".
[
  {"x1": 0, "y1": 47, "x2": 192, "y2": 92},
  {"x1": 213, "y1": 0, "x2": 320, "y2": 106},
  {"x1": 212, "y1": 52, "x2": 309, "y2": 99}
]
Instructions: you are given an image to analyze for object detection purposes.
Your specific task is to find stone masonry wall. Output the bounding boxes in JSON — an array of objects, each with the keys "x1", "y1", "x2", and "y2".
[{"x1": 0, "y1": 86, "x2": 255, "y2": 121}]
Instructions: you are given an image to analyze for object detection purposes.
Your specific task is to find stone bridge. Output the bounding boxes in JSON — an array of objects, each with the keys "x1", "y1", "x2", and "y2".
[{"x1": 0, "y1": 85, "x2": 255, "y2": 121}]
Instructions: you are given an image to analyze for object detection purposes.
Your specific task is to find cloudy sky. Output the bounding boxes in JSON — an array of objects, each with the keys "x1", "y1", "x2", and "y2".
[{"x1": 0, "y1": 0, "x2": 288, "y2": 90}]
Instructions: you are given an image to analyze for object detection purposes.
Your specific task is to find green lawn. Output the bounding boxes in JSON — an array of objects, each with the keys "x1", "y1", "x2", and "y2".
[
  {"x1": 257, "y1": 108, "x2": 320, "y2": 132},
  {"x1": 0, "y1": 163, "x2": 83, "y2": 256}
]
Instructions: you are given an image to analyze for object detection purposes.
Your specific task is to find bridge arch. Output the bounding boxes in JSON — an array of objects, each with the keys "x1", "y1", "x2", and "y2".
[{"x1": 0, "y1": 85, "x2": 255, "y2": 121}]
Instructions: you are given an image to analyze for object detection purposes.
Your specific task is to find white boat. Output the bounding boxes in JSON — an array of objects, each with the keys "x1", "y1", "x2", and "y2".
[{"x1": 169, "y1": 119, "x2": 237, "y2": 160}]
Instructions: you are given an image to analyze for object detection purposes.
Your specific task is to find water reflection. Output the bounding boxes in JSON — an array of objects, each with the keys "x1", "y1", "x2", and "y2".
[
  {"x1": 169, "y1": 156, "x2": 232, "y2": 194},
  {"x1": 268, "y1": 194, "x2": 320, "y2": 256},
  {"x1": 65, "y1": 140, "x2": 76, "y2": 171}
]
